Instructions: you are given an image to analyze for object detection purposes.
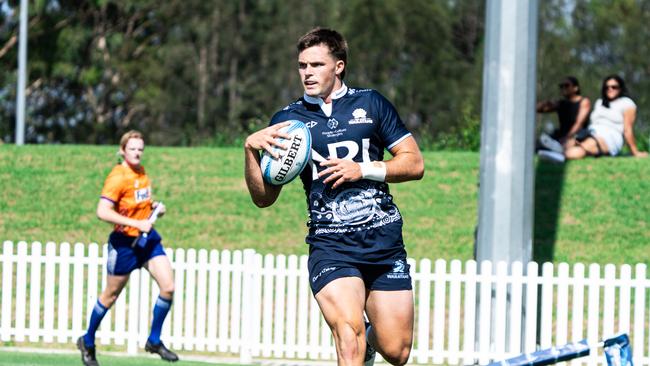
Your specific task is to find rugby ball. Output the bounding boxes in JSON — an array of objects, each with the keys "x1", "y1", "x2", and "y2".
[{"x1": 261, "y1": 120, "x2": 312, "y2": 185}]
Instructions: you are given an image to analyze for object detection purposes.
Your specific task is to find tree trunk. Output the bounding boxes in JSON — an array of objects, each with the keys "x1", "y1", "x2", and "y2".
[{"x1": 197, "y1": 46, "x2": 207, "y2": 131}]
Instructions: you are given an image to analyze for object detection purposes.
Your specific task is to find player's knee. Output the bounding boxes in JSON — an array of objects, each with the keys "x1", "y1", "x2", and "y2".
[
  {"x1": 377, "y1": 335, "x2": 412, "y2": 366},
  {"x1": 100, "y1": 293, "x2": 119, "y2": 308},
  {"x1": 382, "y1": 345, "x2": 411, "y2": 366},
  {"x1": 332, "y1": 319, "x2": 362, "y2": 342},
  {"x1": 331, "y1": 320, "x2": 363, "y2": 358},
  {"x1": 159, "y1": 284, "x2": 174, "y2": 298}
]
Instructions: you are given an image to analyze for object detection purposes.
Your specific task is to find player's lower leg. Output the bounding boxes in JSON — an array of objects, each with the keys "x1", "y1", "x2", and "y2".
[
  {"x1": 364, "y1": 321, "x2": 376, "y2": 366},
  {"x1": 146, "y1": 295, "x2": 178, "y2": 362},
  {"x1": 78, "y1": 300, "x2": 108, "y2": 366},
  {"x1": 82, "y1": 300, "x2": 109, "y2": 349}
]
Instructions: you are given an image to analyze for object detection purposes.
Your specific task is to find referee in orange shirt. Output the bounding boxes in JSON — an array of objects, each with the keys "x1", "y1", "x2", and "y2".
[{"x1": 77, "y1": 131, "x2": 178, "y2": 366}]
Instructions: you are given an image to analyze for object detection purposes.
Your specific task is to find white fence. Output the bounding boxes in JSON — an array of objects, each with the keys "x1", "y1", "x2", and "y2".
[{"x1": 1, "y1": 240, "x2": 650, "y2": 365}]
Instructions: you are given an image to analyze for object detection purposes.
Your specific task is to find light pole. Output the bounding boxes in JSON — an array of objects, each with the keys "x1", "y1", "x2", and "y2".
[
  {"x1": 15, "y1": 0, "x2": 28, "y2": 145},
  {"x1": 476, "y1": 0, "x2": 539, "y2": 356}
]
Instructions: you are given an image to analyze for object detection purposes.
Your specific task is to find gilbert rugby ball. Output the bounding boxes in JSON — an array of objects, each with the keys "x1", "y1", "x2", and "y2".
[{"x1": 261, "y1": 120, "x2": 312, "y2": 185}]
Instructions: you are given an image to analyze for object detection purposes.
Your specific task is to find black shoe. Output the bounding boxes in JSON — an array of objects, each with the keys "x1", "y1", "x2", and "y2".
[
  {"x1": 145, "y1": 340, "x2": 179, "y2": 362},
  {"x1": 76, "y1": 336, "x2": 99, "y2": 366}
]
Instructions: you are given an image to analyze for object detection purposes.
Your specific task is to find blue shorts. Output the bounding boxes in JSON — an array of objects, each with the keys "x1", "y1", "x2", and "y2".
[
  {"x1": 106, "y1": 229, "x2": 167, "y2": 276},
  {"x1": 307, "y1": 223, "x2": 412, "y2": 294}
]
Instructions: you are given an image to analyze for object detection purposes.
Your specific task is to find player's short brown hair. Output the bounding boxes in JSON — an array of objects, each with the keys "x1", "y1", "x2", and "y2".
[{"x1": 297, "y1": 27, "x2": 348, "y2": 79}]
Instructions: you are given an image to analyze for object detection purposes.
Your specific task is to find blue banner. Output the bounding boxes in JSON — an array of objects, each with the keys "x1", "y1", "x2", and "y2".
[
  {"x1": 487, "y1": 333, "x2": 633, "y2": 366},
  {"x1": 604, "y1": 334, "x2": 633, "y2": 366},
  {"x1": 487, "y1": 340, "x2": 591, "y2": 366}
]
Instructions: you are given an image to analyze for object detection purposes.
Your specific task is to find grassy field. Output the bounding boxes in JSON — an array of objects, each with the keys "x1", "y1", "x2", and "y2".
[
  {"x1": 0, "y1": 349, "x2": 244, "y2": 366},
  {"x1": 0, "y1": 144, "x2": 648, "y2": 265}
]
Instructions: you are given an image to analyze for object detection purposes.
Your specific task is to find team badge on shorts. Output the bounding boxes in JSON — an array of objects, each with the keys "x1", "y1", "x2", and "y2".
[{"x1": 387, "y1": 259, "x2": 409, "y2": 280}]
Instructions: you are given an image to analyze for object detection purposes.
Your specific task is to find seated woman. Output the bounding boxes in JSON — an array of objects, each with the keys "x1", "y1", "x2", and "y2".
[{"x1": 565, "y1": 75, "x2": 648, "y2": 160}]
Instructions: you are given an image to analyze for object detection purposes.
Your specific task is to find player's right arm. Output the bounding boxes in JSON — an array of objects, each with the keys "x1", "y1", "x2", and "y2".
[
  {"x1": 96, "y1": 198, "x2": 152, "y2": 233},
  {"x1": 244, "y1": 122, "x2": 292, "y2": 207}
]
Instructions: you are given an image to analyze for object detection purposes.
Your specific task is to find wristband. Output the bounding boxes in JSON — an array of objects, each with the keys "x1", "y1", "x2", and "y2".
[{"x1": 359, "y1": 162, "x2": 387, "y2": 182}]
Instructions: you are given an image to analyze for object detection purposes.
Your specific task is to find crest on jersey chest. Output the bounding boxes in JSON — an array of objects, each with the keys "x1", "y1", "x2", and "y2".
[
  {"x1": 348, "y1": 108, "x2": 373, "y2": 125},
  {"x1": 327, "y1": 118, "x2": 339, "y2": 129}
]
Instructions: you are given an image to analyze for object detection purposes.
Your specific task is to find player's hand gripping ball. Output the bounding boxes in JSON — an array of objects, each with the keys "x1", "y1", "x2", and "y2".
[{"x1": 260, "y1": 120, "x2": 312, "y2": 185}]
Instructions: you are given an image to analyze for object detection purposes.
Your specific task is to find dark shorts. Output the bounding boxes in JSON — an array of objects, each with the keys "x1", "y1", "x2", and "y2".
[
  {"x1": 307, "y1": 223, "x2": 412, "y2": 294},
  {"x1": 106, "y1": 229, "x2": 167, "y2": 276}
]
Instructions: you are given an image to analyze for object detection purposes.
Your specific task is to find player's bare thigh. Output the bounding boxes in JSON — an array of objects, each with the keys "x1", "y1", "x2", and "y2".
[
  {"x1": 315, "y1": 277, "x2": 367, "y2": 363},
  {"x1": 365, "y1": 289, "x2": 414, "y2": 363},
  {"x1": 144, "y1": 255, "x2": 175, "y2": 298},
  {"x1": 99, "y1": 274, "x2": 130, "y2": 307}
]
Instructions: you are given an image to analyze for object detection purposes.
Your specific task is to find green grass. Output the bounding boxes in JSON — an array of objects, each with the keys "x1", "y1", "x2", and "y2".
[
  {"x1": 0, "y1": 349, "x2": 244, "y2": 366},
  {"x1": 0, "y1": 144, "x2": 648, "y2": 264}
]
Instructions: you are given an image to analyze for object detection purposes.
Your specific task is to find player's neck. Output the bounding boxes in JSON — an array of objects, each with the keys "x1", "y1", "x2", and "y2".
[
  {"x1": 122, "y1": 160, "x2": 142, "y2": 172},
  {"x1": 303, "y1": 82, "x2": 347, "y2": 117},
  {"x1": 323, "y1": 80, "x2": 345, "y2": 103}
]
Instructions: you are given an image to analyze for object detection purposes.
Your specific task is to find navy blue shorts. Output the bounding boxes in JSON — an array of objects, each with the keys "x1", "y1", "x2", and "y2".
[
  {"x1": 307, "y1": 223, "x2": 412, "y2": 294},
  {"x1": 106, "y1": 229, "x2": 167, "y2": 276}
]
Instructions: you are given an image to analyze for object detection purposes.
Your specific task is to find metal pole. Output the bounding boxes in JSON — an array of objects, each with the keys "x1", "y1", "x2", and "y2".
[
  {"x1": 15, "y1": 0, "x2": 28, "y2": 145},
  {"x1": 476, "y1": 0, "x2": 539, "y2": 353}
]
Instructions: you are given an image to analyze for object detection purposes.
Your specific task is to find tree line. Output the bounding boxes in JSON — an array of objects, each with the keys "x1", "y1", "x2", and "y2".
[{"x1": 0, "y1": 0, "x2": 648, "y2": 151}]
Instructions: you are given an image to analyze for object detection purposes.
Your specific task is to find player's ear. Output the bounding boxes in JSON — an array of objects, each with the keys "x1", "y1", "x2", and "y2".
[{"x1": 335, "y1": 60, "x2": 345, "y2": 77}]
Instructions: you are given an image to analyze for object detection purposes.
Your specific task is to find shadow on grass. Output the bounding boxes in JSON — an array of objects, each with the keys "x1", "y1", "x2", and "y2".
[{"x1": 533, "y1": 159, "x2": 566, "y2": 264}]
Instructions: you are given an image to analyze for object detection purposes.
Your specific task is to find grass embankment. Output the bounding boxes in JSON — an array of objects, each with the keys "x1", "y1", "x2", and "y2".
[{"x1": 0, "y1": 145, "x2": 647, "y2": 264}]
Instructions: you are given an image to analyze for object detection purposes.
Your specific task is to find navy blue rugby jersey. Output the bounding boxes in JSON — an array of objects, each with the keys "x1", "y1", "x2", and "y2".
[{"x1": 269, "y1": 84, "x2": 412, "y2": 238}]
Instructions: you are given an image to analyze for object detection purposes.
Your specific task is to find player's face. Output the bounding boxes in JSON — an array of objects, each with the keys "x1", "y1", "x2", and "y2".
[
  {"x1": 121, "y1": 138, "x2": 144, "y2": 168},
  {"x1": 298, "y1": 44, "x2": 344, "y2": 102}
]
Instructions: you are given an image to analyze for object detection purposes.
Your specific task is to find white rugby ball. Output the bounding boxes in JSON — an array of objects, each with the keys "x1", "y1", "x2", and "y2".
[{"x1": 261, "y1": 120, "x2": 312, "y2": 185}]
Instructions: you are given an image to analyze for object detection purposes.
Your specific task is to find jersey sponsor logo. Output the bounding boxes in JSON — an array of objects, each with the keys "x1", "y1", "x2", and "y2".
[
  {"x1": 309, "y1": 139, "x2": 369, "y2": 180},
  {"x1": 134, "y1": 187, "x2": 151, "y2": 203},
  {"x1": 348, "y1": 108, "x2": 373, "y2": 124},
  {"x1": 305, "y1": 121, "x2": 318, "y2": 129},
  {"x1": 348, "y1": 88, "x2": 372, "y2": 94},
  {"x1": 322, "y1": 128, "x2": 347, "y2": 139},
  {"x1": 327, "y1": 118, "x2": 339, "y2": 129}
]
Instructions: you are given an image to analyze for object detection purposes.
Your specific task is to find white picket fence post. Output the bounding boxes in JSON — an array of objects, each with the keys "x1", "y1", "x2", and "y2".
[{"x1": 1, "y1": 240, "x2": 650, "y2": 365}]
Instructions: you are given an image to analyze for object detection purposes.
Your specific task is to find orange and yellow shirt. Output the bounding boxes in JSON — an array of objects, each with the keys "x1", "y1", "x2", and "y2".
[{"x1": 100, "y1": 163, "x2": 152, "y2": 237}]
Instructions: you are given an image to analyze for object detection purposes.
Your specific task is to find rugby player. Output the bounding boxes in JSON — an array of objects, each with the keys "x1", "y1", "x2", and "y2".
[{"x1": 244, "y1": 28, "x2": 424, "y2": 366}]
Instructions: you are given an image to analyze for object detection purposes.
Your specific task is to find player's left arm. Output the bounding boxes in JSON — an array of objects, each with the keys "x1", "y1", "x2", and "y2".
[
  {"x1": 320, "y1": 136, "x2": 424, "y2": 189},
  {"x1": 384, "y1": 136, "x2": 425, "y2": 182}
]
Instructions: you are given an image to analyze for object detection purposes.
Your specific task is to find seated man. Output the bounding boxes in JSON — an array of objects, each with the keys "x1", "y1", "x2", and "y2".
[{"x1": 536, "y1": 76, "x2": 591, "y2": 161}]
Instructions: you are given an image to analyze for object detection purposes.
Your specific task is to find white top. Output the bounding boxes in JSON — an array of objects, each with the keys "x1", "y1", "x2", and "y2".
[{"x1": 589, "y1": 96, "x2": 636, "y2": 135}]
